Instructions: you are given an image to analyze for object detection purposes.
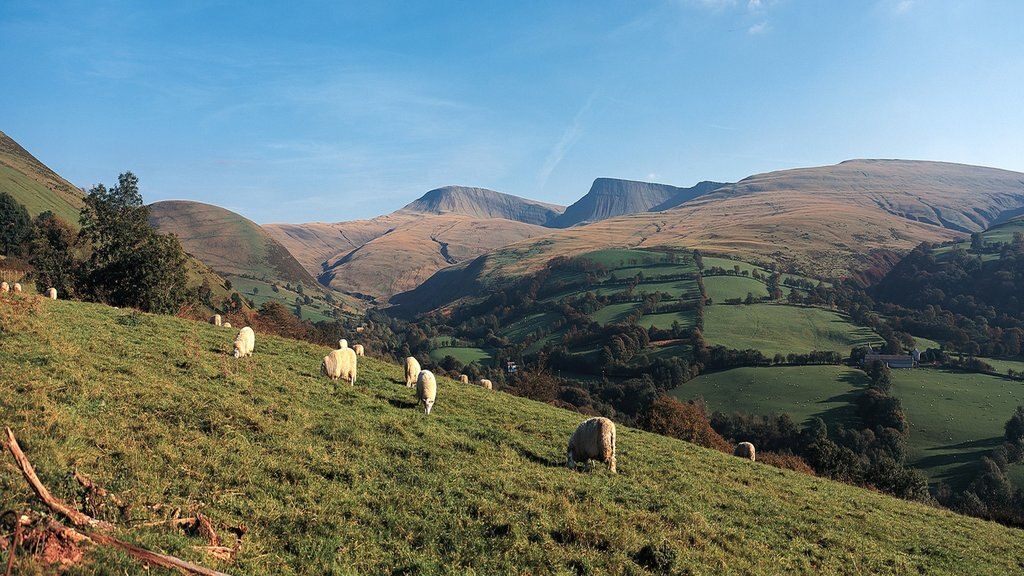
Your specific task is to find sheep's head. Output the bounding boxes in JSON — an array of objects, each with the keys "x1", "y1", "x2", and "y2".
[
  {"x1": 233, "y1": 349, "x2": 241, "y2": 358},
  {"x1": 425, "y1": 399, "x2": 435, "y2": 415}
]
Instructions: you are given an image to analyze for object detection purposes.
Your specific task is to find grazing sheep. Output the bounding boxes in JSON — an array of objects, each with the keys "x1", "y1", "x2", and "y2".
[
  {"x1": 734, "y1": 442, "x2": 756, "y2": 461},
  {"x1": 223, "y1": 322, "x2": 232, "y2": 328},
  {"x1": 338, "y1": 339, "x2": 348, "y2": 349},
  {"x1": 416, "y1": 370, "x2": 437, "y2": 415},
  {"x1": 567, "y1": 417, "x2": 617, "y2": 473},
  {"x1": 12, "y1": 283, "x2": 22, "y2": 293},
  {"x1": 233, "y1": 326, "x2": 255, "y2": 358},
  {"x1": 404, "y1": 357, "x2": 421, "y2": 387},
  {"x1": 321, "y1": 347, "x2": 358, "y2": 385},
  {"x1": 46, "y1": 288, "x2": 57, "y2": 300},
  {"x1": 356, "y1": 326, "x2": 365, "y2": 333},
  {"x1": 353, "y1": 344, "x2": 364, "y2": 357},
  {"x1": 479, "y1": 379, "x2": 492, "y2": 390},
  {"x1": 211, "y1": 314, "x2": 222, "y2": 326},
  {"x1": 0, "y1": 282, "x2": 7, "y2": 293},
  {"x1": 459, "y1": 374, "x2": 469, "y2": 384}
]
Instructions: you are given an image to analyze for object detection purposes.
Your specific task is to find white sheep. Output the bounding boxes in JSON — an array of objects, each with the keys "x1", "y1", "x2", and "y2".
[
  {"x1": 211, "y1": 314, "x2": 222, "y2": 326},
  {"x1": 0, "y1": 282, "x2": 7, "y2": 293},
  {"x1": 338, "y1": 339, "x2": 348, "y2": 349},
  {"x1": 321, "y1": 347, "x2": 358, "y2": 385},
  {"x1": 567, "y1": 417, "x2": 617, "y2": 473},
  {"x1": 734, "y1": 442, "x2": 756, "y2": 462},
  {"x1": 459, "y1": 374, "x2": 469, "y2": 384},
  {"x1": 416, "y1": 370, "x2": 437, "y2": 415},
  {"x1": 404, "y1": 357, "x2": 421, "y2": 387},
  {"x1": 46, "y1": 288, "x2": 57, "y2": 300},
  {"x1": 12, "y1": 283, "x2": 22, "y2": 293},
  {"x1": 223, "y1": 322, "x2": 232, "y2": 328},
  {"x1": 353, "y1": 344, "x2": 365, "y2": 357},
  {"x1": 479, "y1": 379, "x2": 492, "y2": 390},
  {"x1": 233, "y1": 326, "x2": 255, "y2": 358}
]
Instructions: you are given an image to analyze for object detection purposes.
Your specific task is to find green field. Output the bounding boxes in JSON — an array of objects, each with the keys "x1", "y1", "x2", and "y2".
[
  {"x1": 590, "y1": 302, "x2": 641, "y2": 325},
  {"x1": 230, "y1": 276, "x2": 340, "y2": 323},
  {"x1": 671, "y1": 365, "x2": 867, "y2": 428},
  {"x1": 640, "y1": 311, "x2": 698, "y2": 331},
  {"x1": 893, "y1": 368, "x2": 1024, "y2": 489},
  {"x1": 981, "y1": 357, "x2": 1024, "y2": 376},
  {"x1": 429, "y1": 345, "x2": 494, "y2": 365},
  {"x1": 704, "y1": 275, "x2": 768, "y2": 302},
  {"x1": 3, "y1": 298, "x2": 1024, "y2": 573},
  {"x1": 702, "y1": 256, "x2": 767, "y2": 277},
  {"x1": 703, "y1": 304, "x2": 882, "y2": 357}
]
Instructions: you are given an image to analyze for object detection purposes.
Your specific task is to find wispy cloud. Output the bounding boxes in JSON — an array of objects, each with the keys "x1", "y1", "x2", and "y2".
[
  {"x1": 748, "y1": 21, "x2": 769, "y2": 34},
  {"x1": 538, "y1": 92, "x2": 598, "y2": 191},
  {"x1": 895, "y1": 0, "x2": 915, "y2": 15}
]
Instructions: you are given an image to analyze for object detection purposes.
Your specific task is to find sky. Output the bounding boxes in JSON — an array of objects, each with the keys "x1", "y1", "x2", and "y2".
[{"x1": 2, "y1": 1, "x2": 1023, "y2": 224}]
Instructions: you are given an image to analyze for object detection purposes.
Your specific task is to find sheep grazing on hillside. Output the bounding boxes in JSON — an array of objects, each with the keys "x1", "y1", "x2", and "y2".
[
  {"x1": 479, "y1": 379, "x2": 492, "y2": 390},
  {"x1": 353, "y1": 344, "x2": 365, "y2": 357},
  {"x1": 12, "y1": 283, "x2": 22, "y2": 293},
  {"x1": 46, "y1": 288, "x2": 57, "y2": 300},
  {"x1": 223, "y1": 322, "x2": 232, "y2": 328},
  {"x1": 404, "y1": 356, "x2": 421, "y2": 387},
  {"x1": 233, "y1": 326, "x2": 255, "y2": 358},
  {"x1": 567, "y1": 417, "x2": 617, "y2": 473},
  {"x1": 734, "y1": 442, "x2": 756, "y2": 461},
  {"x1": 460, "y1": 374, "x2": 469, "y2": 384},
  {"x1": 338, "y1": 339, "x2": 348, "y2": 349},
  {"x1": 416, "y1": 370, "x2": 437, "y2": 415},
  {"x1": 211, "y1": 314, "x2": 222, "y2": 326},
  {"x1": 321, "y1": 347, "x2": 358, "y2": 385},
  {"x1": 0, "y1": 282, "x2": 8, "y2": 293}
]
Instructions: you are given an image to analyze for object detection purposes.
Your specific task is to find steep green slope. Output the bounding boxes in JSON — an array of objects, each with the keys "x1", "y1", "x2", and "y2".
[
  {"x1": 0, "y1": 129, "x2": 84, "y2": 225},
  {"x1": 2, "y1": 298, "x2": 1024, "y2": 574}
]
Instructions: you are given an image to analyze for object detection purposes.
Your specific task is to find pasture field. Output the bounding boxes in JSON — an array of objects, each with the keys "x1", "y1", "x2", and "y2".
[
  {"x1": 2, "y1": 298, "x2": 1024, "y2": 574},
  {"x1": 704, "y1": 275, "x2": 768, "y2": 302},
  {"x1": 702, "y1": 256, "x2": 767, "y2": 277},
  {"x1": 590, "y1": 302, "x2": 642, "y2": 325},
  {"x1": 702, "y1": 304, "x2": 882, "y2": 357},
  {"x1": 229, "y1": 277, "x2": 340, "y2": 323},
  {"x1": 428, "y1": 345, "x2": 494, "y2": 365},
  {"x1": 670, "y1": 365, "x2": 867, "y2": 429},
  {"x1": 982, "y1": 357, "x2": 1024, "y2": 376},
  {"x1": 892, "y1": 368, "x2": 1024, "y2": 490}
]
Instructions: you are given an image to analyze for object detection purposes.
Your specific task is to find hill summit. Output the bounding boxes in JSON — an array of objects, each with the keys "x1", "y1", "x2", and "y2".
[
  {"x1": 551, "y1": 178, "x2": 725, "y2": 228},
  {"x1": 398, "y1": 185, "x2": 564, "y2": 226}
]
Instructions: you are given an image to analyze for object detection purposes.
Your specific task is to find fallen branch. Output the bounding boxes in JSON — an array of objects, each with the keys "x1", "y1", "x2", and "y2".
[
  {"x1": 4, "y1": 428, "x2": 233, "y2": 575},
  {"x1": 3, "y1": 428, "x2": 115, "y2": 533},
  {"x1": 74, "y1": 470, "x2": 127, "y2": 508}
]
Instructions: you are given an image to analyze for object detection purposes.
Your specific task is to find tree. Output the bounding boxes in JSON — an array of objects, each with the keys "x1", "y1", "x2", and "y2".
[
  {"x1": 0, "y1": 191, "x2": 31, "y2": 256},
  {"x1": 78, "y1": 172, "x2": 189, "y2": 313},
  {"x1": 28, "y1": 211, "x2": 78, "y2": 297},
  {"x1": 1005, "y1": 406, "x2": 1024, "y2": 447}
]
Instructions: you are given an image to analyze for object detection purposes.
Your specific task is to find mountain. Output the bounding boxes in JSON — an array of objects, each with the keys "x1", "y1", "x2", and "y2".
[
  {"x1": 0, "y1": 129, "x2": 84, "y2": 226},
  {"x1": 3, "y1": 298, "x2": 1022, "y2": 573},
  {"x1": 397, "y1": 185, "x2": 564, "y2": 225},
  {"x1": 397, "y1": 160, "x2": 1024, "y2": 313},
  {"x1": 148, "y1": 200, "x2": 317, "y2": 287},
  {"x1": 550, "y1": 178, "x2": 724, "y2": 228}
]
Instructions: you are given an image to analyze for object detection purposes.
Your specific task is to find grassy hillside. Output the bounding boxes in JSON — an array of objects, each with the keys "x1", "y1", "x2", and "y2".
[
  {"x1": 4, "y1": 299, "x2": 1024, "y2": 573},
  {"x1": 702, "y1": 304, "x2": 882, "y2": 357},
  {"x1": 0, "y1": 129, "x2": 84, "y2": 225}
]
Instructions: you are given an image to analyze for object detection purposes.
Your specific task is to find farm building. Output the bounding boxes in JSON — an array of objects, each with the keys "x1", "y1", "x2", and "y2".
[{"x1": 863, "y1": 353, "x2": 915, "y2": 369}]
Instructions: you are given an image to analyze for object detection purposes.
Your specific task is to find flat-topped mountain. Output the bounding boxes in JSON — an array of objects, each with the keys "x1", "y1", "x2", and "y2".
[
  {"x1": 551, "y1": 178, "x2": 725, "y2": 228},
  {"x1": 397, "y1": 185, "x2": 564, "y2": 225}
]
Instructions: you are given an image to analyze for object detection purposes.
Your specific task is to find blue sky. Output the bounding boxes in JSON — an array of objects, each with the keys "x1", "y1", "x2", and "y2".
[{"x1": 2, "y1": 1, "x2": 1022, "y2": 223}]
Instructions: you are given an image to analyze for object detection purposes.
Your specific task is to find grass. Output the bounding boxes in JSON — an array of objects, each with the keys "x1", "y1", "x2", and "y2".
[
  {"x1": 981, "y1": 358, "x2": 1024, "y2": 376},
  {"x1": 590, "y1": 302, "x2": 641, "y2": 325},
  {"x1": 702, "y1": 304, "x2": 882, "y2": 357},
  {"x1": 428, "y1": 346, "x2": 494, "y2": 365},
  {"x1": 703, "y1": 275, "x2": 768, "y2": 302},
  {"x1": 2, "y1": 298, "x2": 1024, "y2": 573},
  {"x1": 892, "y1": 368, "x2": 1024, "y2": 490},
  {"x1": 670, "y1": 365, "x2": 867, "y2": 429}
]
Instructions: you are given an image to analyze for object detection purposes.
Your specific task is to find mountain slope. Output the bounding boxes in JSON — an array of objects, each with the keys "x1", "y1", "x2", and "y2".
[
  {"x1": 397, "y1": 185, "x2": 564, "y2": 225},
  {"x1": 0, "y1": 129, "x2": 84, "y2": 226},
  {"x1": 317, "y1": 214, "x2": 551, "y2": 303},
  {"x1": 148, "y1": 200, "x2": 317, "y2": 288},
  {"x1": 551, "y1": 178, "x2": 723, "y2": 228},
  {"x1": 2, "y1": 299, "x2": 1023, "y2": 574}
]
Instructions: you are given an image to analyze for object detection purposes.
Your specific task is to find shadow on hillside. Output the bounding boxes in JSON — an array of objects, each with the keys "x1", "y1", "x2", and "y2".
[
  {"x1": 386, "y1": 397, "x2": 419, "y2": 410},
  {"x1": 938, "y1": 436, "x2": 1003, "y2": 451},
  {"x1": 512, "y1": 444, "x2": 563, "y2": 468}
]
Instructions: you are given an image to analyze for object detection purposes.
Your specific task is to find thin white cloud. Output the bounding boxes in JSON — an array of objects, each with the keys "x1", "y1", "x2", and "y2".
[
  {"x1": 538, "y1": 92, "x2": 598, "y2": 191},
  {"x1": 748, "y1": 21, "x2": 769, "y2": 34}
]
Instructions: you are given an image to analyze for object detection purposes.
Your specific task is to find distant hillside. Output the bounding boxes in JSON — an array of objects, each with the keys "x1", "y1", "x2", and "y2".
[
  {"x1": 3, "y1": 298, "x2": 1023, "y2": 573},
  {"x1": 551, "y1": 178, "x2": 724, "y2": 228},
  {"x1": 317, "y1": 214, "x2": 550, "y2": 303},
  {"x1": 398, "y1": 185, "x2": 564, "y2": 225},
  {"x1": 149, "y1": 200, "x2": 317, "y2": 288},
  {"x1": 0, "y1": 129, "x2": 84, "y2": 226}
]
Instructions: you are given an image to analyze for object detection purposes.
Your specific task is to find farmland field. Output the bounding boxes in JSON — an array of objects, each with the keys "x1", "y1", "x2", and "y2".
[
  {"x1": 702, "y1": 304, "x2": 882, "y2": 357},
  {"x1": 428, "y1": 346, "x2": 494, "y2": 365},
  {"x1": 703, "y1": 275, "x2": 768, "y2": 301},
  {"x1": 670, "y1": 365, "x2": 867, "y2": 428}
]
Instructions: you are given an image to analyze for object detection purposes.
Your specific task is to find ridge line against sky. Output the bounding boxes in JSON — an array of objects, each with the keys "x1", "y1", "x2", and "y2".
[{"x1": 2, "y1": 0, "x2": 1022, "y2": 224}]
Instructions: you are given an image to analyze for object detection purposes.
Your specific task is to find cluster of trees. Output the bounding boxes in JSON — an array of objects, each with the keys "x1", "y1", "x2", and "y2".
[{"x1": 1, "y1": 174, "x2": 191, "y2": 314}]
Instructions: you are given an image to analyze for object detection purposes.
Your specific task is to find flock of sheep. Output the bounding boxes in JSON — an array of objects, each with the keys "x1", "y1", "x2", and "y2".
[
  {"x1": 0, "y1": 282, "x2": 57, "y2": 300},
  {"x1": 215, "y1": 318, "x2": 759, "y2": 474}
]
